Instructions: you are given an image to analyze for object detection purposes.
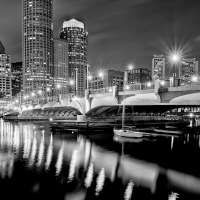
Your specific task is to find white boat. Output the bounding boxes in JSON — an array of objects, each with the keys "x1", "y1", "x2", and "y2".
[
  {"x1": 114, "y1": 126, "x2": 144, "y2": 138},
  {"x1": 154, "y1": 128, "x2": 182, "y2": 135}
]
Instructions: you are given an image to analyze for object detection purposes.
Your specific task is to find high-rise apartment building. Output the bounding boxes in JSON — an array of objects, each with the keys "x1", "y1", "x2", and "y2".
[
  {"x1": 59, "y1": 19, "x2": 88, "y2": 97},
  {"x1": 53, "y1": 38, "x2": 68, "y2": 96},
  {"x1": 152, "y1": 55, "x2": 165, "y2": 80},
  {"x1": 11, "y1": 62, "x2": 23, "y2": 97},
  {"x1": 22, "y1": 0, "x2": 53, "y2": 99},
  {"x1": 89, "y1": 69, "x2": 124, "y2": 90},
  {"x1": 180, "y1": 58, "x2": 198, "y2": 83},
  {"x1": 0, "y1": 53, "x2": 12, "y2": 100}
]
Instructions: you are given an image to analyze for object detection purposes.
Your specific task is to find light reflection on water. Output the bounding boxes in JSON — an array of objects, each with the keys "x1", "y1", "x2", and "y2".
[{"x1": 0, "y1": 120, "x2": 200, "y2": 199}]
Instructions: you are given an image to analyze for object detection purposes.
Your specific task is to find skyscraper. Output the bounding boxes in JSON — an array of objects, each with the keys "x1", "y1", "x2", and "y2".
[
  {"x1": 22, "y1": 0, "x2": 53, "y2": 99},
  {"x1": 0, "y1": 43, "x2": 12, "y2": 102},
  {"x1": 11, "y1": 62, "x2": 23, "y2": 97},
  {"x1": 152, "y1": 55, "x2": 165, "y2": 80},
  {"x1": 59, "y1": 19, "x2": 88, "y2": 97},
  {"x1": 53, "y1": 38, "x2": 68, "y2": 97}
]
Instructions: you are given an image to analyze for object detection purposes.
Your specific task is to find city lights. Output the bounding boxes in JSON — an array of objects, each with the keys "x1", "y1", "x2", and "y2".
[
  {"x1": 160, "y1": 80, "x2": 165, "y2": 86},
  {"x1": 147, "y1": 82, "x2": 151, "y2": 87},
  {"x1": 126, "y1": 85, "x2": 130, "y2": 90},
  {"x1": 128, "y1": 64, "x2": 133, "y2": 70},
  {"x1": 46, "y1": 87, "x2": 50, "y2": 92},
  {"x1": 69, "y1": 80, "x2": 74, "y2": 85},
  {"x1": 191, "y1": 76, "x2": 198, "y2": 82},
  {"x1": 56, "y1": 84, "x2": 61, "y2": 89},
  {"x1": 38, "y1": 90, "x2": 42, "y2": 95},
  {"x1": 98, "y1": 72, "x2": 103, "y2": 78},
  {"x1": 31, "y1": 92, "x2": 35, "y2": 97},
  {"x1": 88, "y1": 75, "x2": 92, "y2": 80}
]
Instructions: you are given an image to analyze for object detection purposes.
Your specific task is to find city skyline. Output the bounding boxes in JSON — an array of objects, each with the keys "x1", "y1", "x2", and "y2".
[{"x1": 1, "y1": 0, "x2": 200, "y2": 78}]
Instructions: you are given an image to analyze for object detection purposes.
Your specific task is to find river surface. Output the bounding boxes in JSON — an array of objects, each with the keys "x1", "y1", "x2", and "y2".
[{"x1": 0, "y1": 120, "x2": 200, "y2": 200}]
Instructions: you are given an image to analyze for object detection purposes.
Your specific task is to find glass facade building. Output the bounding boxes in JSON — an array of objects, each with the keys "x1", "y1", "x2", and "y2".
[
  {"x1": 53, "y1": 38, "x2": 69, "y2": 97},
  {"x1": 59, "y1": 19, "x2": 88, "y2": 97},
  {"x1": 22, "y1": 0, "x2": 53, "y2": 99}
]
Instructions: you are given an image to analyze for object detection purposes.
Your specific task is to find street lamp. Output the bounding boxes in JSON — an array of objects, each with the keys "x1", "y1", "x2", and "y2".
[
  {"x1": 147, "y1": 82, "x2": 151, "y2": 88},
  {"x1": 99, "y1": 72, "x2": 103, "y2": 78},
  {"x1": 160, "y1": 80, "x2": 165, "y2": 86},
  {"x1": 171, "y1": 53, "x2": 181, "y2": 87},
  {"x1": 191, "y1": 76, "x2": 198, "y2": 83},
  {"x1": 128, "y1": 64, "x2": 133, "y2": 70}
]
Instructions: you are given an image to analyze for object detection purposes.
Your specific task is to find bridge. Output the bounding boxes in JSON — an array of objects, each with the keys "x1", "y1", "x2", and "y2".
[{"x1": 2, "y1": 80, "x2": 200, "y2": 117}]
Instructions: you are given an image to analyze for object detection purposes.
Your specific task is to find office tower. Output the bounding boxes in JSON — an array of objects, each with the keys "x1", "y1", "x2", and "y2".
[
  {"x1": 0, "y1": 53, "x2": 12, "y2": 101},
  {"x1": 22, "y1": 0, "x2": 53, "y2": 99},
  {"x1": 125, "y1": 67, "x2": 151, "y2": 85},
  {"x1": 11, "y1": 62, "x2": 23, "y2": 97},
  {"x1": 180, "y1": 58, "x2": 198, "y2": 85},
  {"x1": 152, "y1": 55, "x2": 165, "y2": 80},
  {"x1": 0, "y1": 41, "x2": 5, "y2": 54},
  {"x1": 59, "y1": 19, "x2": 88, "y2": 97},
  {"x1": 53, "y1": 38, "x2": 69, "y2": 97},
  {"x1": 89, "y1": 69, "x2": 124, "y2": 90}
]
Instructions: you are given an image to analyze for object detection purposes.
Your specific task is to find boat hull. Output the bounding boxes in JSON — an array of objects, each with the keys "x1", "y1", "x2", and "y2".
[{"x1": 114, "y1": 129, "x2": 144, "y2": 138}]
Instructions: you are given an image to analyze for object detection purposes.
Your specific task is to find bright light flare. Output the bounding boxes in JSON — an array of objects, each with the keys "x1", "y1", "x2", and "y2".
[
  {"x1": 31, "y1": 92, "x2": 35, "y2": 97},
  {"x1": 189, "y1": 113, "x2": 193, "y2": 118},
  {"x1": 57, "y1": 84, "x2": 61, "y2": 89},
  {"x1": 69, "y1": 80, "x2": 74, "y2": 85},
  {"x1": 99, "y1": 72, "x2": 103, "y2": 78},
  {"x1": 191, "y1": 76, "x2": 198, "y2": 82},
  {"x1": 126, "y1": 85, "x2": 130, "y2": 90},
  {"x1": 128, "y1": 64, "x2": 133, "y2": 70},
  {"x1": 160, "y1": 80, "x2": 165, "y2": 86},
  {"x1": 88, "y1": 75, "x2": 92, "y2": 80},
  {"x1": 147, "y1": 82, "x2": 151, "y2": 87},
  {"x1": 38, "y1": 90, "x2": 42, "y2": 95}
]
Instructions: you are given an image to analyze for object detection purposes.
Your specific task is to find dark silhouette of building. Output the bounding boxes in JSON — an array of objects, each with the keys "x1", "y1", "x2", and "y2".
[
  {"x1": 0, "y1": 41, "x2": 5, "y2": 54},
  {"x1": 11, "y1": 62, "x2": 23, "y2": 97},
  {"x1": 59, "y1": 19, "x2": 88, "y2": 97}
]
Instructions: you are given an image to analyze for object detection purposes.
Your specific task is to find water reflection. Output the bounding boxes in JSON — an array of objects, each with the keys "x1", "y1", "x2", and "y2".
[
  {"x1": 124, "y1": 180, "x2": 134, "y2": 200},
  {"x1": 29, "y1": 132, "x2": 37, "y2": 166},
  {"x1": 45, "y1": 133, "x2": 53, "y2": 170},
  {"x1": 68, "y1": 149, "x2": 78, "y2": 182},
  {"x1": 84, "y1": 162, "x2": 94, "y2": 188},
  {"x1": 95, "y1": 168, "x2": 106, "y2": 196},
  {"x1": 55, "y1": 142, "x2": 64, "y2": 176},
  {"x1": 36, "y1": 130, "x2": 45, "y2": 167},
  {"x1": 0, "y1": 120, "x2": 200, "y2": 199}
]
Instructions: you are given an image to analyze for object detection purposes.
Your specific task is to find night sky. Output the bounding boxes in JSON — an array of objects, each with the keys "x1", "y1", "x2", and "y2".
[{"x1": 1, "y1": 0, "x2": 200, "y2": 78}]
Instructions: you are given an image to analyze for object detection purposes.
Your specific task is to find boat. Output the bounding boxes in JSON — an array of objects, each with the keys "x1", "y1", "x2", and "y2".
[
  {"x1": 153, "y1": 128, "x2": 182, "y2": 135},
  {"x1": 113, "y1": 123, "x2": 145, "y2": 138}
]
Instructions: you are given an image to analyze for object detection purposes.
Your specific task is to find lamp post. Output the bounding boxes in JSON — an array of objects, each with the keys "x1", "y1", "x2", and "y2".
[{"x1": 171, "y1": 53, "x2": 181, "y2": 87}]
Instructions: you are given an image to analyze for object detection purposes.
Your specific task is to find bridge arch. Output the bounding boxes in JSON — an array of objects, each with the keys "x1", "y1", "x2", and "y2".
[
  {"x1": 121, "y1": 93, "x2": 159, "y2": 105},
  {"x1": 91, "y1": 96, "x2": 118, "y2": 109},
  {"x1": 170, "y1": 92, "x2": 200, "y2": 104}
]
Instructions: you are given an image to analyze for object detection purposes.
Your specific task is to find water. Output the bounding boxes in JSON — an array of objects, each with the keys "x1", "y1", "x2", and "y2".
[{"x1": 0, "y1": 119, "x2": 200, "y2": 200}]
